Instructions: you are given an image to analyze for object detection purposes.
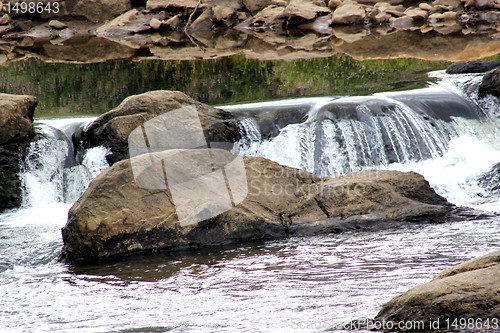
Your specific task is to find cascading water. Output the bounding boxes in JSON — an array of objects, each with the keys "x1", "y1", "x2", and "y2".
[
  {"x1": 232, "y1": 72, "x2": 500, "y2": 210},
  {"x1": 20, "y1": 118, "x2": 109, "y2": 208}
]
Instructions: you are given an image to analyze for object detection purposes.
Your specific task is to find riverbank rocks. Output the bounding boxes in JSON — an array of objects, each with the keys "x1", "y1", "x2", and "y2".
[
  {"x1": 479, "y1": 68, "x2": 500, "y2": 97},
  {"x1": 60, "y1": 149, "x2": 454, "y2": 264},
  {"x1": 0, "y1": 93, "x2": 38, "y2": 211},
  {"x1": 0, "y1": 0, "x2": 499, "y2": 63},
  {"x1": 83, "y1": 90, "x2": 240, "y2": 165},
  {"x1": 0, "y1": 0, "x2": 498, "y2": 44},
  {"x1": 375, "y1": 250, "x2": 500, "y2": 331}
]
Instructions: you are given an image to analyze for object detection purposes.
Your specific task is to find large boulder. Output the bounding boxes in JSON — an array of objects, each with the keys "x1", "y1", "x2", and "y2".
[
  {"x1": 0, "y1": 93, "x2": 38, "y2": 211},
  {"x1": 60, "y1": 149, "x2": 453, "y2": 264},
  {"x1": 478, "y1": 67, "x2": 500, "y2": 97},
  {"x1": 375, "y1": 250, "x2": 500, "y2": 331},
  {"x1": 83, "y1": 90, "x2": 241, "y2": 165}
]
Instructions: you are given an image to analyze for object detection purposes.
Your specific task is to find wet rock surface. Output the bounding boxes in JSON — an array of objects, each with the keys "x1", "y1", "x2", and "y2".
[
  {"x1": 61, "y1": 148, "x2": 455, "y2": 265},
  {"x1": 375, "y1": 250, "x2": 500, "y2": 332},
  {"x1": 83, "y1": 90, "x2": 241, "y2": 165}
]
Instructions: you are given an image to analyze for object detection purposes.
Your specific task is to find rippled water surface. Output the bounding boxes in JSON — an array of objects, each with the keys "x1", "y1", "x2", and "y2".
[{"x1": 1, "y1": 204, "x2": 498, "y2": 332}]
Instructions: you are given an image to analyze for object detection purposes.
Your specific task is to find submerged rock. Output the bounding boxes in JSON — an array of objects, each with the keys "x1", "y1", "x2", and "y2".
[
  {"x1": 83, "y1": 90, "x2": 241, "y2": 165},
  {"x1": 60, "y1": 149, "x2": 453, "y2": 264},
  {"x1": 375, "y1": 250, "x2": 500, "y2": 331},
  {"x1": 0, "y1": 93, "x2": 38, "y2": 211}
]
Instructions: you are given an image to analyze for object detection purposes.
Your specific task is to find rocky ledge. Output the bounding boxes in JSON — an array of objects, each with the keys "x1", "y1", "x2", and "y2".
[
  {"x1": 0, "y1": 93, "x2": 38, "y2": 211},
  {"x1": 375, "y1": 250, "x2": 500, "y2": 332},
  {"x1": 0, "y1": 0, "x2": 499, "y2": 64},
  {"x1": 60, "y1": 148, "x2": 455, "y2": 265}
]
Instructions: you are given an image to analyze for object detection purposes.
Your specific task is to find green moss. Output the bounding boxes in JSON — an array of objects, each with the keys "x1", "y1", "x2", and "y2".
[{"x1": 0, "y1": 55, "x2": 449, "y2": 118}]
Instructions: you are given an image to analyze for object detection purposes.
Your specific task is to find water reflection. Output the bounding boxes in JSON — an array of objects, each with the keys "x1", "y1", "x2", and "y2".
[{"x1": 0, "y1": 56, "x2": 447, "y2": 117}]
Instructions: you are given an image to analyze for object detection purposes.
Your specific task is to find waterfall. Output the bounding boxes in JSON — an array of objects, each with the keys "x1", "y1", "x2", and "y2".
[
  {"x1": 233, "y1": 74, "x2": 499, "y2": 180},
  {"x1": 20, "y1": 118, "x2": 109, "y2": 208}
]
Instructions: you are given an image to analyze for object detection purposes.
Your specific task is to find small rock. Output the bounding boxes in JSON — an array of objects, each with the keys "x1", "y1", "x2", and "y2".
[
  {"x1": 149, "y1": 17, "x2": 162, "y2": 30},
  {"x1": 50, "y1": 37, "x2": 65, "y2": 45},
  {"x1": 147, "y1": 0, "x2": 199, "y2": 11},
  {"x1": 243, "y1": 0, "x2": 274, "y2": 12},
  {"x1": 213, "y1": 5, "x2": 237, "y2": 26},
  {"x1": 479, "y1": 68, "x2": 500, "y2": 97},
  {"x1": 420, "y1": 24, "x2": 433, "y2": 32},
  {"x1": 373, "y1": 11, "x2": 392, "y2": 23},
  {"x1": 187, "y1": 8, "x2": 213, "y2": 32},
  {"x1": 419, "y1": 3, "x2": 433, "y2": 10},
  {"x1": 332, "y1": 2, "x2": 366, "y2": 24},
  {"x1": 18, "y1": 37, "x2": 34, "y2": 47},
  {"x1": 328, "y1": 0, "x2": 342, "y2": 9},
  {"x1": 405, "y1": 7, "x2": 429, "y2": 20},
  {"x1": 374, "y1": 2, "x2": 405, "y2": 17},
  {"x1": 429, "y1": 11, "x2": 456, "y2": 22},
  {"x1": 468, "y1": 0, "x2": 495, "y2": 9},
  {"x1": 0, "y1": 13, "x2": 10, "y2": 25},
  {"x1": 390, "y1": 15, "x2": 414, "y2": 28},
  {"x1": 251, "y1": 5, "x2": 285, "y2": 27},
  {"x1": 237, "y1": 11, "x2": 248, "y2": 20},
  {"x1": 165, "y1": 15, "x2": 181, "y2": 29},
  {"x1": 478, "y1": 10, "x2": 500, "y2": 22},
  {"x1": 16, "y1": 20, "x2": 33, "y2": 32},
  {"x1": 0, "y1": 24, "x2": 11, "y2": 34},
  {"x1": 433, "y1": 0, "x2": 461, "y2": 10},
  {"x1": 48, "y1": 20, "x2": 67, "y2": 30},
  {"x1": 283, "y1": 0, "x2": 332, "y2": 21}
]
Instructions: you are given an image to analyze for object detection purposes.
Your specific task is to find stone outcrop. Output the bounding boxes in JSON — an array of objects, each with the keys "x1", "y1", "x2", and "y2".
[
  {"x1": 375, "y1": 250, "x2": 500, "y2": 331},
  {"x1": 0, "y1": 93, "x2": 38, "y2": 211},
  {"x1": 60, "y1": 147, "x2": 454, "y2": 264},
  {"x1": 479, "y1": 68, "x2": 500, "y2": 97},
  {"x1": 83, "y1": 90, "x2": 241, "y2": 165}
]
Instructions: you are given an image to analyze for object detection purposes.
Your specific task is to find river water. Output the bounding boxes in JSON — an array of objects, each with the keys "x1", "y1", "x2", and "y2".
[{"x1": 0, "y1": 70, "x2": 499, "y2": 332}]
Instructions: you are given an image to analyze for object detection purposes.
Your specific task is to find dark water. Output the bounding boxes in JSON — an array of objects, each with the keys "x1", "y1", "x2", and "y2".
[{"x1": 0, "y1": 55, "x2": 448, "y2": 117}]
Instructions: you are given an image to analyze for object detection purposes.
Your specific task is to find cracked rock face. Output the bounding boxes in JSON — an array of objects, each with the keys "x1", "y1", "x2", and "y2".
[{"x1": 61, "y1": 146, "x2": 452, "y2": 264}]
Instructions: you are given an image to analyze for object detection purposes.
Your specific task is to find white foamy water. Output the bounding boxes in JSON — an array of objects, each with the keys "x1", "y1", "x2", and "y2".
[{"x1": 390, "y1": 135, "x2": 500, "y2": 211}]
